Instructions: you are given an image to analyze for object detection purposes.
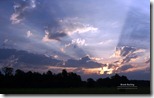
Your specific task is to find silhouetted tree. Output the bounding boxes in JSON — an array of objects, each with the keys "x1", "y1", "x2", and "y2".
[
  {"x1": 87, "y1": 78, "x2": 95, "y2": 87},
  {"x1": 121, "y1": 75, "x2": 129, "y2": 83},
  {"x1": 96, "y1": 77, "x2": 111, "y2": 87},
  {"x1": 111, "y1": 74, "x2": 121, "y2": 86},
  {"x1": 111, "y1": 74, "x2": 120, "y2": 80},
  {"x1": 2, "y1": 67, "x2": 13, "y2": 76},
  {"x1": 96, "y1": 78, "x2": 103, "y2": 87},
  {"x1": 62, "y1": 69, "x2": 68, "y2": 77},
  {"x1": 15, "y1": 69, "x2": 25, "y2": 76},
  {"x1": 46, "y1": 70, "x2": 53, "y2": 76},
  {"x1": 0, "y1": 71, "x2": 3, "y2": 77},
  {"x1": 0, "y1": 68, "x2": 150, "y2": 89},
  {"x1": 0, "y1": 70, "x2": 4, "y2": 80},
  {"x1": 0, "y1": 71, "x2": 3, "y2": 87}
]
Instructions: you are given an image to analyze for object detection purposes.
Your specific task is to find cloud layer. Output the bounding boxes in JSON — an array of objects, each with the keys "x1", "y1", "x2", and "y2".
[{"x1": 42, "y1": 18, "x2": 98, "y2": 42}]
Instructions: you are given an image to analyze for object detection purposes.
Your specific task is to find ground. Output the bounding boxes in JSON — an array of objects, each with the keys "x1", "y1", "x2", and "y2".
[{"x1": 0, "y1": 87, "x2": 150, "y2": 94}]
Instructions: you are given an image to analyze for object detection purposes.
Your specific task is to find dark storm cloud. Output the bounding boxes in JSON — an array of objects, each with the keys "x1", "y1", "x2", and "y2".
[
  {"x1": 44, "y1": 25, "x2": 67, "y2": 41},
  {"x1": 0, "y1": 48, "x2": 101, "y2": 72},
  {"x1": 122, "y1": 54, "x2": 138, "y2": 64},
  {"x1": 108, "y1": 64, "x2": 115, "y2": 69},
  {"x1": 118, "y1": 64, "x2": 133, "y2": 71},
  {"x1": 0, "y1": 48, "x2": 61, "y2": 66},
  {"x1": 116, "y1": 46, "x2": 136, "y2": 57},
  {"x1": 48, "y1": 33, "x2": 66, "y2": 40}
]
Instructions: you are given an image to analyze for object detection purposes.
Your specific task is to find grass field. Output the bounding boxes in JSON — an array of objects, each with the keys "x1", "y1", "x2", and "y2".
[{"x1": 0, "y1": 87, "x2": 150, "y2": 94}]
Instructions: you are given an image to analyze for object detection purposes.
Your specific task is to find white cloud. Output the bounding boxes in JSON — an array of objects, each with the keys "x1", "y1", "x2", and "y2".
[
  {"x1": 60, "y1": 18, "x2": 98, "y2": 35},
  {"x1": 66, "y1": 26, "x2": 98, "y2": 35},
  {"x1": 90, "y1": 57, "x2": 104, "y2": 61},
  {"x1": 27, "y1": 31, "x2": 33, "y2": 38},
  {"x1": 60, "y1": 47, "x2": 65, "y2": 53},
  {"x1": 10, "y1": 0, "x2": 36, "y2": 24},
  {"x1": 53, "y1": 55, "x2": 58, "y2": 59},
  {"x1": 65, "y1": 38, "x2": 87, "y2": 48},
  {"x1": 72, "y1": 39, "x2": 86, "y2": 46},
  {"x1": 42, "y1": 31, "x2": 50, "y2": 42},
  {"x1": 31, "y1": 0, "x2": 36, "y2": 8},
  {"x1": 10, "y1": 13, "x2": 23, "y2": 24}
]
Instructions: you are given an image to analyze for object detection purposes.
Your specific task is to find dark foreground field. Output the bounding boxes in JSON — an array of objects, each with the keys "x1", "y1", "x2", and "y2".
[
  {"x1": 0, "y1": 87, "x2": 150, "y2": 94},
  {"x1": 0, "y1": 68, "x2": 151, "y2": 94}
]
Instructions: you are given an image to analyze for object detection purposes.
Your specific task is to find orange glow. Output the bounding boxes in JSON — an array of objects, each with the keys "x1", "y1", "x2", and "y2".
[
  {"x1": 82, "y1": 65, "x2": 114, "y2": 75},
  {"x1": 47, "y1": 66, "x2": 77, "y2": 72},
  {"x1": 46, "y1": 61, "x2": 149, "y2": 75},
  {"x1": 99, "y1": 64, "x2": 114, "y2": 75},
  {"x1": 99, "y1": 68, "x2": 104, "y2": 74},
  {"x1": 82, "y1": 68, "x2": 100, "y2": 74}
]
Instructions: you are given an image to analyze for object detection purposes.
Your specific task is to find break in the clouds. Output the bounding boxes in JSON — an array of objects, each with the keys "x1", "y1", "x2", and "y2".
[{"x1": 0, "y1": 0, "x2": 150, "y2": 80}]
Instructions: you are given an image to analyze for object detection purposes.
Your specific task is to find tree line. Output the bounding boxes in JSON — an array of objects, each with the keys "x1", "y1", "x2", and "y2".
[{"x1": 0, "y1": 67, "x2": 150, "y2": 88}]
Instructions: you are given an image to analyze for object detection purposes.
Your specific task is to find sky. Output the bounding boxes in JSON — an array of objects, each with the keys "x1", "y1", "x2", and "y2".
[{"x1": 0, "y1": 0, "x2": 150, "y2": 80}]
